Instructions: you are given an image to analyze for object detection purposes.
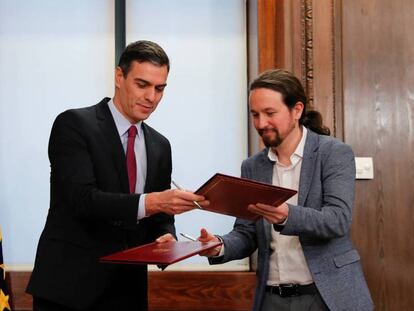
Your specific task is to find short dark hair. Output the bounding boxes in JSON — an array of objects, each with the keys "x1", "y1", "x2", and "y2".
[
  {"x1": 118, "y1": 40, "x2": 170, "y2": 77},
  {"x1": 250, "y1": 69, "x2": 330, "y2": 135}
]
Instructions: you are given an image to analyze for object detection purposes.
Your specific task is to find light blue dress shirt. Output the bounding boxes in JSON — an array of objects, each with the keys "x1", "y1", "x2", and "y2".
[{"x1": 108, "y1": 99, "x2": 147, "y2": 220}]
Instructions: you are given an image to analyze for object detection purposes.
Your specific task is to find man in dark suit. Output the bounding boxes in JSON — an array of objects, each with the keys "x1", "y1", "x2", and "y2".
[
  {"x1": 199, "y1": 70, "x2": 373, "y2": 310},
  {"x1": 27, "y1": 40, "x2": 207, "y2": 311}
]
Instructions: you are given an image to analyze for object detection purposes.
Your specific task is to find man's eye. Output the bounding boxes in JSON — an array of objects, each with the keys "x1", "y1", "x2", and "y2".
[
  {"x1": 155, "y1": 87, "x2": 165, "y2": 93},
  {"x1": 137, "y1": 83, "x2": 146, "y2": 88},
  {"x1": 266, "y1": 112, "x2": 276, "y2": 117}
]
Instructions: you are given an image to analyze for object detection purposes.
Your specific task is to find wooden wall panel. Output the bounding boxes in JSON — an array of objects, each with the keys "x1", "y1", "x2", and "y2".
[
  {"x1": 341, "y1": 0, "x2": 414, "y2": 309},
  {"x1": 257, "y1": 0, "x2": 280, "y2": 72},
  {"x1": 250, "y1": 0, "x2": 414, "y2": 309},
  {"x1": 254, "y1": 0, "x2": 337, "y2": 135},
  {"x1": 148, "y1": 272, "x2": 255, "y2": 311},
  {"x1": 6, "y1": 271, "x2": 256, "y2": 311},
  {"x1": 6, "y1": 271, "x2": 32, "y2": 311},
  {"x1": 312, "y1": 0, "x2": 335, "y2": 131}
]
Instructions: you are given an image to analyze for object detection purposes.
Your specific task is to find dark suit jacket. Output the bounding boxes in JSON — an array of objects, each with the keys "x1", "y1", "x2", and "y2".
[
  {"x1": 27, "y1": 98, "x2": 175, "y2": 309},
  {"x1": 211, "y1": 129, "x2": 373, "y2": 311}
]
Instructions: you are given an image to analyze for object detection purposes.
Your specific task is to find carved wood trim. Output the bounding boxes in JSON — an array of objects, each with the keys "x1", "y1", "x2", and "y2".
[
  {"x1": 302, "y1": 0, "x2": 314, "y2": 110},
  {"x1": 303, "y1": 0, "x2": 338, "y2": 135},
  {"x1": 333, "y1": 0, "x2": 344, "y2": 139}
]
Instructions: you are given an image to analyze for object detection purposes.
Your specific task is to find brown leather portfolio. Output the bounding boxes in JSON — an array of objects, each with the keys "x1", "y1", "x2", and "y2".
[
  {"x1": 195, "y1": 173, "x2": 297, "y2": 221},
  {"x1": 100, "y1": 241, "x2": 222, "y2": 265}
]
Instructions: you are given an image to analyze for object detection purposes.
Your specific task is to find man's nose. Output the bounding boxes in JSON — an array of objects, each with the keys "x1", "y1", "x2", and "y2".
[
  {"x1": 145, "y1": 87, "x2": 156, "y2": 103},
  {"x1": 256, "y1": 116, "x2": 269, "y2": 129}
]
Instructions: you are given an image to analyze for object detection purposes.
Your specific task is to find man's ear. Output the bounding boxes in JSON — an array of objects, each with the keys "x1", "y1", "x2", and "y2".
[
  {"x1": 114, "y1": 67, "x2": 124, "y2": 88},
  {"x1": 294, "y1": 102, "x2": 304, "y2": 120}
]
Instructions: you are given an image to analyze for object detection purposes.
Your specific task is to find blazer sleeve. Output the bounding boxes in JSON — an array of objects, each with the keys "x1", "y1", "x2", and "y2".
[
  {"x1": 280, "y1": 140, "x2": 356, "y2": 239},
  {"x1": 210, "y1": 161, "x2": 258, "y2": 264},
  {"x1": 48, "y1": 110, "x2": 140, "y2": 224}
]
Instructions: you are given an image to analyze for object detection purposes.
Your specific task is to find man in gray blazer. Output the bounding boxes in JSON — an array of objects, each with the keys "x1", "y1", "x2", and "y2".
[{"x1": 199, "y1": 69, "x2": 373, "y2": 311}]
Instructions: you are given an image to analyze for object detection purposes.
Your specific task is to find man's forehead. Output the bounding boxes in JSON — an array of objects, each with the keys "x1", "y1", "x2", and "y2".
[
  {"x1": 249, "y1": 88, "x2": 285, "y2": 107},
  {"x1": 127, "y1": 61, "x2": 168, "y2": 84}
]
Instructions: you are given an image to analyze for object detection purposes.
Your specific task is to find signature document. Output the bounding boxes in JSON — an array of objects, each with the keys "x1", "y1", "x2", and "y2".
[
  {"x1": 100, "y1": 240, "x2": 222, "y2": 266},
  {"x1": 195, "y1": 173, "x2": 297, "y2": 221}
]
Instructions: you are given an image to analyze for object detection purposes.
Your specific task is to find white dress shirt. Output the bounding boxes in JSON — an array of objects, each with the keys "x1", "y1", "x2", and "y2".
[
  {"x1": 108, "y1": 99, "x2": 147, "y2": 220},
  {"x1": 267, "y1": 127, "x2": 314, "y2": 285}
]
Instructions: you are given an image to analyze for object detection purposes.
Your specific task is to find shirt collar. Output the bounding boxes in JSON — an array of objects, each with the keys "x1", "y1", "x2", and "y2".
[
  {"x1": 267, "y1": 127, "x2": 308, "y2": 166},
  {"x1": 108, "y1": 98, "x2": 143, "y2": 138}
]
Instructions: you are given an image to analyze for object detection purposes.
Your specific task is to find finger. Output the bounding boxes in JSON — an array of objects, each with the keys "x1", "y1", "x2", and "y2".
[
  {"x1": 198, "y1": 228, "x2": 214, "y2": 242},
  {"x1": 199, "y1": 245, "x2": 221, "y2": 257},
  {"x1": 199, "y1": 228, "x2": 209, "y2": 239},
  {"x1": 248, "y1": 204, "x2": 263, "y2": 214},
  {"x1": 156, "y1": 233, "x2": 176, "y2": 243},
  {"x1": 249, "y1": 205, "x2": 285, "y2": 223},
  {"x1": 255, "y1": 203, "x2": 277, "y2": 210},
  {"x1": 169, "y1": 197, "x2": 201, "y2": 207},
  {"x1": 249, "y1": 204, "x2": 280, "y2": 215},
  {"x1": 196, "y1": 200, "x2": 210, "y2": 207},
  {"x1": 174, "y1": 190, "x2": 206, "y2": 202},
  {"x1": 248, "y1": 205, "x2": 278, "y2": 220}
]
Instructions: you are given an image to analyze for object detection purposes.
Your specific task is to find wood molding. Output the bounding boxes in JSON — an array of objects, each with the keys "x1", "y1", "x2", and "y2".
[
  {"x1": 302, "y1": 0, "x2": 314, "y2": 109},
  {"x1": 332, "y1": 0, "x2": 344, "y2": 140},
  {"x1": 6, "y1": 271, "x2": 256, "y2": 311},
  {"x1": 311, "y1": 0, "x2": 336, "y2": 134},
  {"x1": 253, "y1": 0, "x2": 338, "y2": 136}
]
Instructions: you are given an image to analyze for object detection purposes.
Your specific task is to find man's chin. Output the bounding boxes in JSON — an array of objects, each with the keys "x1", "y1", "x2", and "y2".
[
  {"x1": 262, "y1": 137, "x2": 282, "y2": 148},
  {"x1": 133, "y1": 110, "x2": 153, "y2": 122}
]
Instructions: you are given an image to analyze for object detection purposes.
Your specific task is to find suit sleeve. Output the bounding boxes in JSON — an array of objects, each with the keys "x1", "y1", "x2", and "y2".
[
  {"x1": 49, "y1": 111, "x2": 140, "y2": 224},
  {"x1": 280, "y1": 141, "x2": 356, "y2": 239},
  {"x1": 210, "y1": 161, "x2": 257, "y2": 264}
]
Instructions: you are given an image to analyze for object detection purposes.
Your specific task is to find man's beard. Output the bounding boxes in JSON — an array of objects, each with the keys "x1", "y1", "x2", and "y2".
[
  {"x1": 258, "y1": 128, "x2": 283, "y2": 148},
  {"x1": 258, "y1": 122, "x2": 296, "y2": 148}
]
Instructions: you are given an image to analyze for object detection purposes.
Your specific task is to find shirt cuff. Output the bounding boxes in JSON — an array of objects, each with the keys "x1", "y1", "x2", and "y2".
[
  {"x1": 137, "y1": 194, "x2": 147, "y2": 220},
  {"x1": 214, "y1": 236, "x2": 225, "y2": 257}
]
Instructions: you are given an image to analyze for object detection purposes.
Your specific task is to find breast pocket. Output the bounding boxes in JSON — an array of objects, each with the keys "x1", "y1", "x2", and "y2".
[{"x1": 333, "y1": 249, "x2": 360, "y2": 268}]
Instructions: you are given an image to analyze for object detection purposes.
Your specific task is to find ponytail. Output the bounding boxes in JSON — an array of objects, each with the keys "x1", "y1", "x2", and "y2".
[{"x1": 302, "y1": 110, "x2": 330, "y2": 136}]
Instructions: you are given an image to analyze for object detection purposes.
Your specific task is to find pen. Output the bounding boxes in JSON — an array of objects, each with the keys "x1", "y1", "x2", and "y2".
[
  {"x1": 171, "y1": 179, "x2": 203, "y2": 209},
  {"x1": 180, "y1": 232, "x2": 198, "y2": 241}
]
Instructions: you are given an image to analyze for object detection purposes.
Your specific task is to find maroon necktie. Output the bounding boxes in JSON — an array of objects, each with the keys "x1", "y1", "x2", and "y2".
[{"x1": 126, "y1": 125, "x2": 137, "y2": 194}]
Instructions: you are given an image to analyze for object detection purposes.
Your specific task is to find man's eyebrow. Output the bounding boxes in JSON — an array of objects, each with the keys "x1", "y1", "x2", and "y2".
[
  {"x1": 133, "y1": 78, "x2": 167, "y2": 87},
  {"x1": 134, "y1": 78, "x2": 149, "y2": 84}
]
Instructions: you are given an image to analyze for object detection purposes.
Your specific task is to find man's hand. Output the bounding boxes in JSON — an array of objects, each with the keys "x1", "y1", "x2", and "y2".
[
  {"x1": 248, "y1": 202, "x2": 289, "y2": 224},
  {"x1": 198, "y1": 228, "x2": 222, "y2": 257},
  {"x1": 145, "y1": 189, "x2": 209, "y2": 216},
  {"x1": 156, "y1": 233, "x2": 176, "y2": 243}
]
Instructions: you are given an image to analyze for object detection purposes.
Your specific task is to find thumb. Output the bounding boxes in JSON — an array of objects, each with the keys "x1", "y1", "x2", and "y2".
[
  {"x1": 156, "y1": 233, "x2": 175, "y2": 243},
  {"x1": 200, "y1": 228, "x2": 209, "y2": 239}
]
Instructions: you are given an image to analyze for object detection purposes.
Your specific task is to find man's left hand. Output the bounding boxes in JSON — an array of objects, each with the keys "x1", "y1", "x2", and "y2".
[
  {"x1": 156, "y1": 233, "x2": 176, "y2": 243},
  {"x1": 248, "y1": 202, "x2": 289, "y2": 224}
]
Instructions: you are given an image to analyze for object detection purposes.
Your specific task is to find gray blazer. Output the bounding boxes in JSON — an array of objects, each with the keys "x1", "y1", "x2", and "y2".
[{"x1": 210, "y1": 129, "x2": 373, "y2": 311}]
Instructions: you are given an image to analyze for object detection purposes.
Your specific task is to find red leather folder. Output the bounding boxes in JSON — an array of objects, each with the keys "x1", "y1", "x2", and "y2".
[
  {"x1": 100, "y1": 241, "x2": 222, "y2": 265},
  {"x1": 195, "y1": 173, "x2": 297, "y2": 221}
]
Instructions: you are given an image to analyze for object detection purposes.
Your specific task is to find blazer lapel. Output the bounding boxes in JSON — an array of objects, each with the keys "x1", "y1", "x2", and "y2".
[
  {"x1": 96, "y1": 98, "x2": 129, "y2": 193},
  {"x1": 298, "y1": 130, "x2": 319, "y2": 206},
  {"x1": 142, "y1": 123, "x2": 157, "y2": 193},
  {"x1": 254, "y1": 151, "x2": 274, "y2": 246}
]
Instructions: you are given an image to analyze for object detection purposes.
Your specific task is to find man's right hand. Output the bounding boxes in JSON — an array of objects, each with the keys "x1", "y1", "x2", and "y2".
[
  {"x1": 145, "y1": 189, "x2": 208, "y2": 216},
  {"x1": 198, "y1": 228, "x2": 222, "y2": 257}
]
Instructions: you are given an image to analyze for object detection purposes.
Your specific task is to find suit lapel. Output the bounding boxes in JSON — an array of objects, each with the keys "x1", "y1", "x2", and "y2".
[
  {"x1": 255, "y1": 150, "x2": 274, "y2": 185},
  {"x1": 142, "y1": 123, "x2": 157, "y2": 193},
  {"x1": 96, "y1": 98, "x2": 129, "y2": 193},
  {"x1": 298, "y1": 130, "x2": 319, "y2": 206},
  {"x1": 255, "y1": 151, "x2": 274, "y2": 246}
]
